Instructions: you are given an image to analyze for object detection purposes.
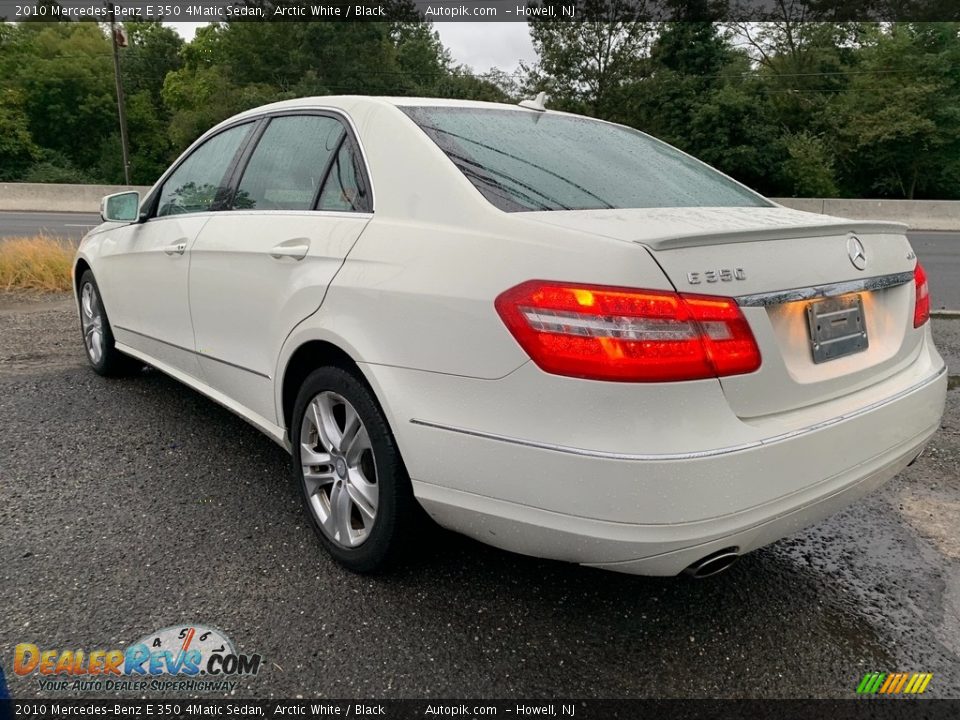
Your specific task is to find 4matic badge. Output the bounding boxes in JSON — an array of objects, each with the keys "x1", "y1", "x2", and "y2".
[{"x1": 13, "y1": 624, "x2": 262, "y2": 693}]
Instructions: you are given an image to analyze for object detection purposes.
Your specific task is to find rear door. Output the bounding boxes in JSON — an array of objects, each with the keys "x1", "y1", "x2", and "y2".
[{"x1": 187, "y1": 112, "x2": 373, "y2": 424}]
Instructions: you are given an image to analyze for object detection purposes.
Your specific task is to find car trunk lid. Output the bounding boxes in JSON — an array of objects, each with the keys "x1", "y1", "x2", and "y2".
[{"x1": 518, "y1": 206, "x2": 921, "y2": 418}]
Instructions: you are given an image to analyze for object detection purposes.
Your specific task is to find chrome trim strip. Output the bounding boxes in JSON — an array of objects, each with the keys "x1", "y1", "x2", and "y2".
[
  {"x1": 736, "y1": 271, "x2": 914, "y2": 307},
  {"x1": 114, "y1": 325, "x2": 270, "y2": 380},
  {"x1": 410, "y1": 365, "x2": 945, "y2": 462}
]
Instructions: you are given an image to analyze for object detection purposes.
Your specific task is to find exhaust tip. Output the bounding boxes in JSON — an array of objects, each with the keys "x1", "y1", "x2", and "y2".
[{"x1": 683, "y1": 547, "x2": 740, "y2": 579}]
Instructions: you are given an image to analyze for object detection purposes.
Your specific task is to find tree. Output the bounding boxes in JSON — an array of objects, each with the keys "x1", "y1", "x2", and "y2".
[
  {"x1": 834, "y1": 23, "x2": 960, "y2": 199},
  {"x1": 524, "y1": 0, "x2": 653, "y2": 116},
  {"x1": 3, "y1": 23, "x2": 116, "y2": 180},
  {"x1": 0, "y1": 89, "x2": 38, "y2": 180}
]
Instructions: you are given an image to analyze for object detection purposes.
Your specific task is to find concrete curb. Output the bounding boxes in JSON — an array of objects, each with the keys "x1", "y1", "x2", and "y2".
[
  {"x1": 0, "y1": 184, "x2": 958, "y2": 229},
  {"x1": 773, "y1": 198, "x2": 960, "y2": 232},
  {"x1": 0, "y1": 183, "x2": 152, "y2": 213},
  {"x1": 932, "y1": 310, "x2": 960, "y2": 319}
]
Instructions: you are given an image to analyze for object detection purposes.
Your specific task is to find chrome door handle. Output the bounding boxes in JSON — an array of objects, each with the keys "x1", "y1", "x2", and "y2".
[
  {"x1": 163, "y1": 242, "x2": 187, "y2": 256},
  {"x1": 270, "y1": 243, "x2": 310, "y2": 261}
]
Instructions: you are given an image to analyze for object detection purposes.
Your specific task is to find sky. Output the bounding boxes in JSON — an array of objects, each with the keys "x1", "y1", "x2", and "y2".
[{"x1": 166, "y1": 22, "x2": 537, "y2": 72}]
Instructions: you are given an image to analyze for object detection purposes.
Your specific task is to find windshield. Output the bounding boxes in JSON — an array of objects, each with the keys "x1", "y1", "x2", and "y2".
[{"x1": 401, "y1": 106, "x2": 770, "y2": 213}]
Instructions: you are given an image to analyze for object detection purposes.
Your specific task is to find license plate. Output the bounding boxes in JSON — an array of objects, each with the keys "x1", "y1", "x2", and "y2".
[{"x1": 805, "y1": 294, "x2": 868, "y2": 363}]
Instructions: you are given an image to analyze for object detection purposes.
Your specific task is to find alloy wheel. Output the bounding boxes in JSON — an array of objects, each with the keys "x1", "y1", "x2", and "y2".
[
  {"x1": 80, "y1": 282, "x2": 105, "y2": 364},
  {"x1": 299, "y1": 391, "x2": 379, "y2": 548}
]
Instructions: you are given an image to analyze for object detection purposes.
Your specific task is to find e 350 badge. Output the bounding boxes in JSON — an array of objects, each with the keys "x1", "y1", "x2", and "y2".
[{"x1": 13, "y1": 624, "x2": 262, "y2": 693}]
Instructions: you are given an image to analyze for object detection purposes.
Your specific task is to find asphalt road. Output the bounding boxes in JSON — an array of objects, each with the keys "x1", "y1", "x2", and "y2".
[
  {"x1": 910, "y1": 232, "x2": 960, "y2": 311},
  {"x1": 0, "y1": 210, "x2": 101, "y2": 241},
  {"x1": 0, "y1": 295, "x2": 958, "y2": 700},
  {"x1": 2, "y1": 211, "x2": 959, "y2": 310}
]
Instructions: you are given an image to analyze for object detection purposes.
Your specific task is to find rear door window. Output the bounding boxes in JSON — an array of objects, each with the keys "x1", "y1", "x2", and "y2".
[
  {"x1": 234, "y1": 115, "x2": 344, "y2": 211},
  {"x1": 317, "y1": 136, "x2": 371, "y2": 213}
]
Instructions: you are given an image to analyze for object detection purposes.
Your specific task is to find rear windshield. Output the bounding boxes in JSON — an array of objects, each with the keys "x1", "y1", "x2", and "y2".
[{"x1": 400, "y1": 106, "x2": 770, "y2": 212}]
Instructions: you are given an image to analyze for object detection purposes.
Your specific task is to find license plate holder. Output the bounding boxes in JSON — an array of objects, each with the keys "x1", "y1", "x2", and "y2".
[{"x1": 805, "y1": 294, "x2": 869, "y2": 364}]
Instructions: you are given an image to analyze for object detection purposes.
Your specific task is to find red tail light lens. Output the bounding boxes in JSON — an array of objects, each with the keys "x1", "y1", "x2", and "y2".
[
  {"x1": 913, "y1": 262, "x2": 930, "y2": 328},
  {"x1": 494, "y1": 280, "x2": 762, "y2": 382}
]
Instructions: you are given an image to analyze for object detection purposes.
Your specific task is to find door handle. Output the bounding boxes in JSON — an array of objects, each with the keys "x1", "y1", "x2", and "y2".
[
  {"x1": 163, "y1": 242, "x2": 187, "y2": 256},
  {"x1": 270, "y1": 241, "x2": 310, "y2": 261}
]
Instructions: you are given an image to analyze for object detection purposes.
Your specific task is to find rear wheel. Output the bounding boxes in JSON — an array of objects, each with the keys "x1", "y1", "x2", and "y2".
[
  {"x1": 292, "y1": 366, "x2": 414, "y2": 572},
  {"x1": 78, "y1": 270, "x2": 140, "y2": 376}
]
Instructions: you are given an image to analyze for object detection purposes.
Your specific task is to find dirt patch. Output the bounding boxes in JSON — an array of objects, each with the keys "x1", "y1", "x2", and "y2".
[
  {"x1": 0, "y1": 289, "x2": 73, "y2": 314},
  {"x1": 0, "y1": 291, "x2": 83, "y2": 374},
  {"x1": 899, "y1": 494, "x2": 960, "y2": 560}
]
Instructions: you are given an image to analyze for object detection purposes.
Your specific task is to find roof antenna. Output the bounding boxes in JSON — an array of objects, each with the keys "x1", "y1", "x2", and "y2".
[{"x1": 519, "y1": 92, "x2": 549, "y2": 112}]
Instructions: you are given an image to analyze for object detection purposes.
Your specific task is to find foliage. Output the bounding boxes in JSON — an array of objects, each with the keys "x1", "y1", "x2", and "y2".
[{"x1": 1, "y1": 18, "x2": 959, "y2": 200}]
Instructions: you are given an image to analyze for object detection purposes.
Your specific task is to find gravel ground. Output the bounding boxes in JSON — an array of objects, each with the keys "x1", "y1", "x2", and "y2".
[{"x1": 0, "y1": 294, "x2": 957, "y2": 699}]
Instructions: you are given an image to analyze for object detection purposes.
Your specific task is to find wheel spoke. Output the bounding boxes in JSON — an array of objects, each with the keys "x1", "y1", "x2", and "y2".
[
  {"x1": 312, "y1": 394, "x2": 345, "y2": 453},
  {"x1": 346, "y1": 467, "x2": 378, "y2": 523},
  {"x1": 81, "y1": 285, "x2": 94, "y2": 319},
  {"x1": 315, "y1": 494, "x2": 337, "y2": 539},
  {"x1": 344, "y1": 426, "x2": 371, "y2": 466},
  {"x1": 329, "y1": 481, "x2": 355, "y2": 546},
  {"x1": 300, "y1": 444, "x2": 335, "y2": 496},
  {"x1": 340, "y1": 404, "x2": 361, "y2": 455}
]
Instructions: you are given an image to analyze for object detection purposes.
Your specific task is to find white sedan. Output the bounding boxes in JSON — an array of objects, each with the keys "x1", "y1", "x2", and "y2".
[{"x1": 74, "y1": 96, "x2": 946, "y2": 577}]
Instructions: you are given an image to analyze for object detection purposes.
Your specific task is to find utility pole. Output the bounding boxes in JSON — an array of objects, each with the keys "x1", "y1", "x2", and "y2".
[{"x1": 108, "y1": 2, "x2": 131, "y2": 184}]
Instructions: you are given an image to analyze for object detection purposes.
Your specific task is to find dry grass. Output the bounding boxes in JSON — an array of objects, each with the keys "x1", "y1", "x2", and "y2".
[{"x1": 0, "y1": 235, "x2": 75, "y2": 292}]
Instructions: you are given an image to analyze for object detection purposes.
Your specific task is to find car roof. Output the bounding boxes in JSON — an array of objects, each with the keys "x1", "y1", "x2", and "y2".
[{"x1": 221, "y1": 95, "x2": 535, "y2": 126}]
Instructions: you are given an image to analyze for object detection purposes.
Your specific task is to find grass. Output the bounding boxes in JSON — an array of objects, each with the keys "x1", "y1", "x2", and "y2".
[{"x1": 0, "y1": 235, "x2": 75, "y2": 292}]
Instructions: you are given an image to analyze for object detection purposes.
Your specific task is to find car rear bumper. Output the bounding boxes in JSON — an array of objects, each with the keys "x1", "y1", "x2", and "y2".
[
  {"x1": 366, "y1": 334, "x2": 947, "y2": 575},
  {"x1": 411, "y1": 419, "x2": 935, "y2": 575}
]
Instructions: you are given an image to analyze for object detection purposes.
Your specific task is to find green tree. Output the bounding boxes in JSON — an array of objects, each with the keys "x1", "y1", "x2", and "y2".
[
  {"x1": 3, "y1": 23, "x2": 116, "y2": 179},
  {"x1": 525, "y1": 0, "x2": 652, "y2": 116},
  {"x1": 834, "y1": 23, "x2": 960, "y2": 199},
  {"x1": 0, "y1": 88, "x2": 39, "y2": 180}
]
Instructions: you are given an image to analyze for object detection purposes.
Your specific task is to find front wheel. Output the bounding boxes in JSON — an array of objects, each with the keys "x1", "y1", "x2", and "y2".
[
  {"x1": 291, "y1": 366, "x2": 415, "y2": 572},
  {"x1": 77, "y1": 270, "x2": 140, "y2": 376}
]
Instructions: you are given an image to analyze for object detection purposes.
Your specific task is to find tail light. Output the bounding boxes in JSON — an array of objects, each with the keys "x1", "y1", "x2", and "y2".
[
  {"x1": 494, "y1": 280, "x2": 761, "y2": 382},
  {"x1": 913, "y1": 262, "x2": 930, "y2": 328}
]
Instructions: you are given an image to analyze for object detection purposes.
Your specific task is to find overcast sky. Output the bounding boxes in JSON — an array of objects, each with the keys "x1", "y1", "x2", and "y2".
[{"x1": 167, "y1": 22, "x2": 537, "y2": 72}]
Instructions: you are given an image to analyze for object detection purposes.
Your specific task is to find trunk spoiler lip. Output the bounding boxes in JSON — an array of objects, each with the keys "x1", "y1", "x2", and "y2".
[
  {"x1": 633, "y1": 220, "x2": 908, "y2": 251},
  {"x1": 736, "y1": 270, "x2": 915, "y2": 308}
]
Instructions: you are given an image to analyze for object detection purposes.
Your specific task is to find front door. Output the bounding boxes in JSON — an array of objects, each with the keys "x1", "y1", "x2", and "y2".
[{"x1": 101, "y1": 122, "x2": 255, "y2": 378}]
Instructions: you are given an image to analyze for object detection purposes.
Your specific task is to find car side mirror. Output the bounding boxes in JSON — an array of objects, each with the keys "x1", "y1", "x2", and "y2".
[{"x1": 100, "y1": 191, "x2": 141, "y2": 223}]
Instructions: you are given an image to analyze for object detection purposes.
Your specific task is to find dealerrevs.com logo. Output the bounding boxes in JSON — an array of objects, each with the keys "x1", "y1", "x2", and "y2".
[{"x1": 13, "y1": 624, "x2": 262, "y2": 693}]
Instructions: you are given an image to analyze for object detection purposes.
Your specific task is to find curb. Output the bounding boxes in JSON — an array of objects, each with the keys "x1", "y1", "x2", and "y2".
[{"x1": 932, "y1": 310, "x2": 960, "y2": 319}]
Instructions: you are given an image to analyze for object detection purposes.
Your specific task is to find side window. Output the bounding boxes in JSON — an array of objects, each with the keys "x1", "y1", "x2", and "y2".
[
  {"x1": 234, "y1": 115, "x2": 344, "y2": 211},
  {"x1": 317, "y1": 136, "x2": 371, "y2": 213},
  {"x1": 157, "y1": 123, "x2": 251, "y2": 217}
]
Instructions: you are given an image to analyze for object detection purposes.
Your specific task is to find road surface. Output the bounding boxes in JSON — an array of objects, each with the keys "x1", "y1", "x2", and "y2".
[
  {"x1": 0, "y1": 210, "x2": 100, "y2": 241},
  {"x1": 1, "y1": 211, "x2": 958, "y2": 309},
  {"x1": 0, "y1": 296, "x2": 957, "y2": 699}
]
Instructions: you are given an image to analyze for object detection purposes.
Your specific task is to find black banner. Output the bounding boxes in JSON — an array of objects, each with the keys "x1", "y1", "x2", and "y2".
[
  {"x1": 3, "y1": 700, "x2": 960, "y2": 720},
  {"x1": 1, "y1": 0, "x2": 960, "y2": 23}
]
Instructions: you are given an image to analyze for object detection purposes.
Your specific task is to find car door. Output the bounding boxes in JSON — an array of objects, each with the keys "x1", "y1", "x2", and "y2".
[
  {"x1": 188, "y1": 112, "x2": 373, "y2": 424},
  {"x1": 100, "y1": 122, "x2": 255, "y2": 379}
]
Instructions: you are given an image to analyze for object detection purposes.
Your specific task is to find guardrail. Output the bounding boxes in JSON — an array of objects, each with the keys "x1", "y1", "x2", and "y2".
[
  {"x1": 0, "y1": 183, "x2": 152, "y2": 214},
  {"x1": 0, "y1": 184, "x2": 957, "y2": 230},
  {"x1": 772, "y1": 198, "x2": 959, "y2": 231}
]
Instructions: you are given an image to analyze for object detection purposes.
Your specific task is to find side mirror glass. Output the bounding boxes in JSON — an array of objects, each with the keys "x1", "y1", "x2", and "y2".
[{"x1": 101, "y1": 191, "x2": 140, "y2": 223}]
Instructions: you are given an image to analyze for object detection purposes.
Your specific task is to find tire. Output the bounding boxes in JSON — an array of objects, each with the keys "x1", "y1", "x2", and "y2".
[
  {"x1": 77, "y1": 270, "x2": 140, "y2": 377},
  {"x1": 291, "y1": 366, "x2": 415, "y2": 572}
]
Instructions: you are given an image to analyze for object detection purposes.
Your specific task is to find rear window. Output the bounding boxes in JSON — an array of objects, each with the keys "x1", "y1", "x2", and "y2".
[{"x1": 400, "y1": 106, "x2": 770, "y2": 212}]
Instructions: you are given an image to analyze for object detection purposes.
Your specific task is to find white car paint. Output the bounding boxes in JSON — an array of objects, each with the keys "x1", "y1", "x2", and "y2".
[{"x1": 75, "y1": 96, "x2": 947, "y2": 576}]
